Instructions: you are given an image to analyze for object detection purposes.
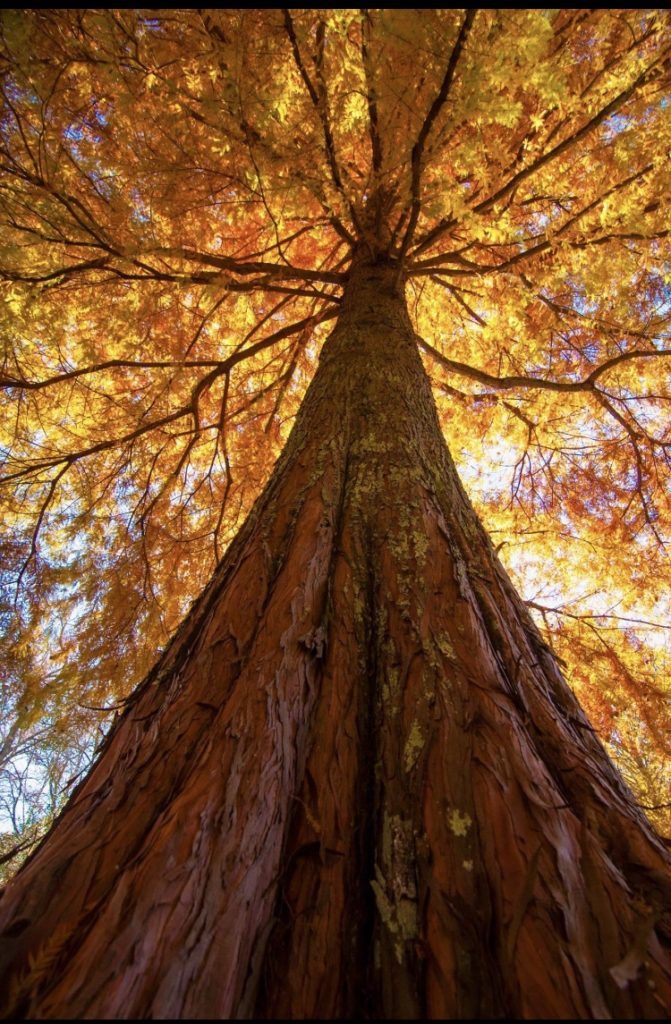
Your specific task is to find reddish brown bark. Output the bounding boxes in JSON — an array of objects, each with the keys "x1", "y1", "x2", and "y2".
[{"x1": 0, "y1": 260, "x2": 670, "y2": 1019}]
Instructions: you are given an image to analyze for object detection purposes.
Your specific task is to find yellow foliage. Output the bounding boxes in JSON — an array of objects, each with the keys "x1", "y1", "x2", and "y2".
[{"x1": 0, "y1": 8, "x2": 670, "y2": 845}]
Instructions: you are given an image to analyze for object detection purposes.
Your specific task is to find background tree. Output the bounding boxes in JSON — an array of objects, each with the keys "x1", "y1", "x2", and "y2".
[{"x1": 0, "y1": 7, "x2": 670, "y2": 1018}]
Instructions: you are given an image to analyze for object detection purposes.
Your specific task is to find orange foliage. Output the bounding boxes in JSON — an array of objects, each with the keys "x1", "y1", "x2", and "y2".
[{"x1": 1, "y1": 9, "x2": 670, "y2": 864}]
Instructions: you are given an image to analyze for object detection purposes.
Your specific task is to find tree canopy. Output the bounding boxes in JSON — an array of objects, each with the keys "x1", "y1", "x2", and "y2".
[{"x1": 1, "y1": 8, "x2": 671, "y2": 871}]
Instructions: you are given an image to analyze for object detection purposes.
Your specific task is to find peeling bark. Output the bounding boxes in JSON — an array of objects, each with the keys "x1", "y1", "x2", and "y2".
[{"x1": 0, "y1": 260, "x2": 670, "y2": 1019}]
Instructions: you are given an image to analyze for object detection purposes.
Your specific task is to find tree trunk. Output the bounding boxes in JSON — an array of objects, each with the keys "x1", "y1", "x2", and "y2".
[{"x1": 1, "y1": 259, "x2": 670, "y2": 1020}]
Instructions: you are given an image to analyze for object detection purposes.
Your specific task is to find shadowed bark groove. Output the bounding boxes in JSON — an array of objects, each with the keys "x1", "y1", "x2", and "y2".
[{"x1": 0, "y1": 260, "x2": 670, "y2": 1019}]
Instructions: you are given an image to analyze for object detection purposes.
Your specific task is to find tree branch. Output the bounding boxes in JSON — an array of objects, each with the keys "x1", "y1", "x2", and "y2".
[
  {"x1": 412, "y1": 48, "x2": 671, "y2": 257},
  {"x1": 417, "y1": 336, "x2": 671, "y2": 394},
  {"x1": 395, "y1": 10, "x2": 475, "y2": 265},
  {"x1": 282, "y1": 9, "x2": 361, "y2": 238},
  {"x1": 411, "y1": 162, "x2": 657, "y2": 276},
  {"x1": 361, "y1": 9, "x2": 382, "y2": 176},
  {"x1": 0, "y1": 359, "x2": 224, "y2": 392},
  {"x1": 2, "y1": 308, "x2": 339, "y2": 485}
]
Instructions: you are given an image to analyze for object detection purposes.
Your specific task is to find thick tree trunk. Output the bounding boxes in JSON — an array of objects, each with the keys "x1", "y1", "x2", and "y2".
[{"x1": 1, "y1": 260, "x2": 670, "y2": 1019}]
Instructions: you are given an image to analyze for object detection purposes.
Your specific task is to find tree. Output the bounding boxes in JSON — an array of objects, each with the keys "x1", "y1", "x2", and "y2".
[{"x1": 0, "y1": 7, "x2": 671, "y2": 1018}]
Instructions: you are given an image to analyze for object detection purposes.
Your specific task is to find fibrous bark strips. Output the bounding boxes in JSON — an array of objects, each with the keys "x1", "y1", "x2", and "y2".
[{"x1": 1, "y1": 261, "x2": 670, "y2": 1019}]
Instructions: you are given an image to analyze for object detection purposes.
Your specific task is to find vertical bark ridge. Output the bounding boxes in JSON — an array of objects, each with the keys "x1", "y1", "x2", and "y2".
[
  {"x1": 0, "y1": 339, "x2": 354, "y2": 1018},
  {"x1": 254, "y1": 260, "x2": 671, "y2": 1019},
  {"x1": 0, "y1": 259, "x2": 670, "y2": 1019}
]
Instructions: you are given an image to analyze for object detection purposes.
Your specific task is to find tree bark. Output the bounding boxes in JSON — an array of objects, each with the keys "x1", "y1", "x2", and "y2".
[{"x1": 1, "y1": 259, "x2": 670, "y2": 1019}]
